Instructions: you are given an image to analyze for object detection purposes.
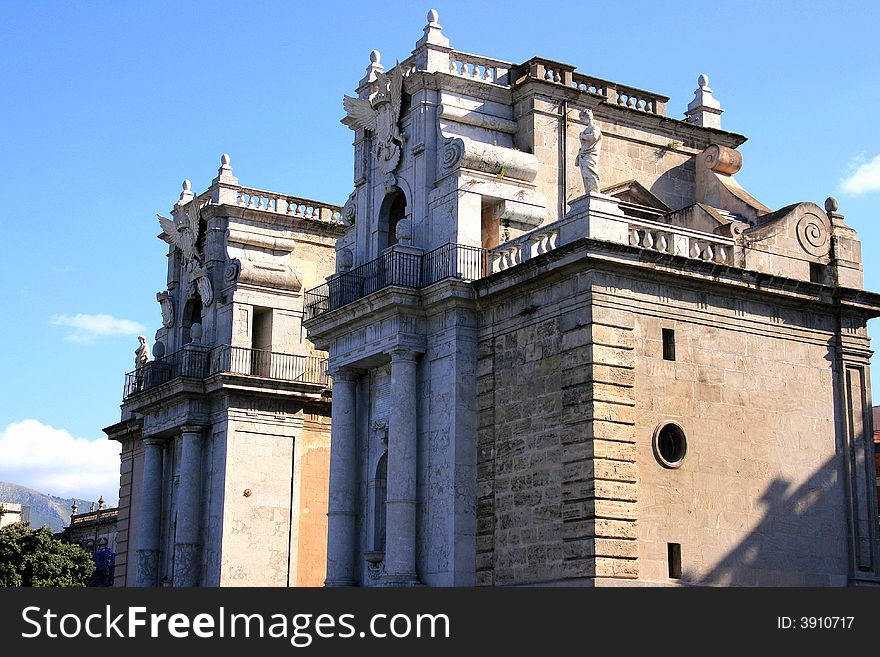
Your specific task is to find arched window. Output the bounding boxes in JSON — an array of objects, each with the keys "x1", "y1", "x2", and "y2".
[
  {"x1": 182, "y1": 296, "x2": 202, "y2": 344},
  {"x1": 379, "y1": 189, "x2": 407, "y2": 251},
  {"x1": 366, "y1": 451, "x2": 388, "y2": 562}
]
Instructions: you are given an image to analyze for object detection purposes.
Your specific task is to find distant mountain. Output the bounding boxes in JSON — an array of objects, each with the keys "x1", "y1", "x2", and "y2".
[{"x1": 0, "y1": 482, "x2": 97, "y2": 533}]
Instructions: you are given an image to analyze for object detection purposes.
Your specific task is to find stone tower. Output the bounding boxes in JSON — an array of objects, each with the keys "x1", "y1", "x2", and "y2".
[
  {"x1": 105, "y1": 156, "x2": 344, "y2": 586},
  {"x1": 305, "y1": 11, "x2": 880, "y2": 586}
]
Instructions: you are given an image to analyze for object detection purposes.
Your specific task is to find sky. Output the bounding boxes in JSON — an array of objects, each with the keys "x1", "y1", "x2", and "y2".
[{"x1": 1, "y1": 1, "x2": 878, "y2": 505}]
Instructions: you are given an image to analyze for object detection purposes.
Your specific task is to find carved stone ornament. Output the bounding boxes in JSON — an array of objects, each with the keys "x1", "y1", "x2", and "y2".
[
  {"x1": 224, "y1": 258, "x2": 241, "y2": 284},
  {"x1": 343, "y1": 62, "x2": 405, "y2": 176},
  {"x1": 441, "y1": 138, "x2": 465, "y2": 171},
  {"x1": 158, "y1": 200, "x2": 213, "y2": 306},
  {"x1": 342, "y1": 190, "x2": 357, "y2": 226},
  {"x1": 156, "y1": 290, "x2": 175, "y2": 328},
  {"x1": 796, "y1": 212, "x2": 830, "y2": 258},
  {"x1": 192, "y1": 266, "x2": 214, "y2": 307}
]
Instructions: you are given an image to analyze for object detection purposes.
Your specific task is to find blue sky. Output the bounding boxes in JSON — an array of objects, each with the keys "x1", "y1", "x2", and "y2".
[{"x1": 1, "y1": 1, "x2": 878, "y2": 503}]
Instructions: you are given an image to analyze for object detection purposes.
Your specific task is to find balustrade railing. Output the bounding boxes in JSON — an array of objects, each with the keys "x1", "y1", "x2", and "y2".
[
  {"x1": 490, "y1": 224, "x2": 560, "y2": 274},
  {"x1": 627, "y1": 219, "x2": 734, "y2": 265},
  {"x1": 123, "y1": 346, "x2": 329, "y2": 398},
  {"x1": 448, "y1": 51, "x2": 511, "y2": 85},
  {"x1": 305, "y1": 243, "x2": 488, "y2": 320},
  {"x1": 234, "y1": 186, "x2": 344, "y2": 223},
  {"x1": 519, "y1": 57, "x2": 668, "y2": 116}
]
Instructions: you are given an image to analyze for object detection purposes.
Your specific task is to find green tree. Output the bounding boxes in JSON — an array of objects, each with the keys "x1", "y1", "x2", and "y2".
[{"x1": 0, "y1": 522, "x2": 94, "y2": 587}]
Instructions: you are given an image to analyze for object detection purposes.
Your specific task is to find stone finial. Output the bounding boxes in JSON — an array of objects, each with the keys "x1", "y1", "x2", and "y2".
[
  {"x1": 175, "y1": 178, "x2": 195, "y2": 209},
  {"x1": 190, "y1": 322, "x2": 203, "y2": 344},
  {"x1": 98, "y1": 496, "x2": 106, "y2": 510},
  {"x1": 413, "y1": 7, "x2": 450, "y2": 71},
  {"x1": 89, "y1": 502, "x2": 95, "y2": 512},
  {"x1": 685, "y1": 73, "x2": 723, "y2": 129},
  {"x1": 152, "y1": 340, "x2": 166, "y2": 359},
  {"x1": 71, "y1": 500, "x2": 78, "y2": 516},
  {"x1": 825, "y1": 196, "x2": 840, "y2": 214},
  {"x1": 360, "y1": 50, "x2": 385, "y2": 87},
  {"x1": 212, "y1": 152, "x2": 238, "y2": 186}
]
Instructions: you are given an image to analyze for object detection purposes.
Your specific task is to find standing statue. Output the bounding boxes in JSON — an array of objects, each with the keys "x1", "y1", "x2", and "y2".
[
  {"x1": 135, "y1": 335, "x2": 151, "y2": 368},
  {"x1": 575, "y1": 109, "x2": 603, "y2": 193}
]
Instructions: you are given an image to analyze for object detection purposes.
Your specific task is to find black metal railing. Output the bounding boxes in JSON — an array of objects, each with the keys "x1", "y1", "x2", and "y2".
[
  {"x1": 123, "y1": 345, "x2": 329, "y2": 399},
  {"x1": 305, "y1": 243, "x2": 487, "y2": 320},
  {"x1": 123, "y1": 347, "x2": 209, "y2": 398},
  {"x1": 207, "y1": 345, "x2": 329, "y2": 385}
]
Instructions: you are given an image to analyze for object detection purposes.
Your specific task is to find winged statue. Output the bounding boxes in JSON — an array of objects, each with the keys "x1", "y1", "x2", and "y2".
[
  {"x1": 157, "y1": 201, "x2": 214, "y2": 306},
  {"x1": 157, "y1": 204, "x2": 202, "y2": 271},
  {"x1": 343, "y1": 62, "x2": 405, "y2": 175}
]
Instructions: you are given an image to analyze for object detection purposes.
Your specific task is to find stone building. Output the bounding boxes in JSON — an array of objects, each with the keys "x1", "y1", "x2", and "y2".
[
  {"x1": 105, "y1": 158, "x2": 343, "y2": 586},
  {"x1": 0, "y1": 503, "x2": 27, "y2": 530},
  {"x1": 304, "y1": 11, "x2": 880, "y2": 586},
  {"x1": 58, "y1": 498, "x2": 118, "y2": 556}
]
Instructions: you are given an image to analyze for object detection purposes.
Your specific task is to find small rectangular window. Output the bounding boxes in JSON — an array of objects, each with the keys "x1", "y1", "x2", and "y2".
[
  {"x1": 662, "y1": 328, "x2": 676, "y2": 361},
  {"x1": 809, "y1": 262, "x2": 825, "y2": 284},
  {"x1": 668, "y1": 542, "x2": 682, "y2": 579}
]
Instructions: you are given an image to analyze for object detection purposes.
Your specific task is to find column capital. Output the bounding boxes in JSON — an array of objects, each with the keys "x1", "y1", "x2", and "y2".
[
  {"x1": 329, "y1": 366, "x2": 361, "y2": 382},
  {"x1": 179, "y1": 425, "x2": 206, "y2": 437},
  {"x1": 388, "y1": 347, "x2": 420, "y2": 363},
  {"x1": 142, "y1": 437, "x2": 166, "y2": 448}
]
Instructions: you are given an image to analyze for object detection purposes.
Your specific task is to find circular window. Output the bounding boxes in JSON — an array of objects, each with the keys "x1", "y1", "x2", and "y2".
[{"x1": 653, "y1": 422, "x2": 687, "y2": 468}]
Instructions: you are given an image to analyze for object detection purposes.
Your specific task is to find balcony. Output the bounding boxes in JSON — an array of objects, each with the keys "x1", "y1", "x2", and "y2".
[
  {"x1": 304, "y1": 243, "x2": 487, "y2": 320},
  {"x1": 123, "y1": 345, "x2": 330, "y2": 399}
]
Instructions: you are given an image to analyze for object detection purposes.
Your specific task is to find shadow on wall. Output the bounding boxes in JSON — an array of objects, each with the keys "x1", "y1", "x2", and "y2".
[{"x1": 681, "y1": 454, "x2": 846, "y2": 586}]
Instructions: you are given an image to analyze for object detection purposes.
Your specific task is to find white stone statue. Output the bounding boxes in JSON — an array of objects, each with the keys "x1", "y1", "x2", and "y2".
[
  {"x1": 342, "y1": 54, "x2": 405, "y2": 176},
  {"x1": 158, "y1": 200, "x2": 214, "y2": 308},
  {"x1": 135, "y1": 335, "x2": 151, "y2": 368},
  {"x1": 575, "y1": 109, "x2": 603, "y2": 193}
]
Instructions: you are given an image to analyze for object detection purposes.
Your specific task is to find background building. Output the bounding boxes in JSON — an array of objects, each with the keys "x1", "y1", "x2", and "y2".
[
  {"x1": 304, "y1": 11, "x2": 880, "y2": 586},
  {"x1": 105, "y1": 158, "x2": 343, "y2": 586}
]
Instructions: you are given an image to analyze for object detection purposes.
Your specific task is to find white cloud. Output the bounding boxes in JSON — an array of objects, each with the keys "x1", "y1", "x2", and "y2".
[
  {"x1": 0, "y1": 420, "x2": 121, "y2": 504},
  {"x1": 840, "y1": 153, "x2": 880, "y2": 195},
  {"x1": 51, "y1": 313, "x2": 146, "y2": 343}
]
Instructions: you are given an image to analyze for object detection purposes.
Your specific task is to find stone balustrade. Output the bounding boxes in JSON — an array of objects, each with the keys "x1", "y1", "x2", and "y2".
[
  {"x1": 448, "y1": 51, "x2": 511, "y2": 85},
  {"x1": 521, "y1": 58, "x2": 669, "y2": 116},
  {"x1": 490, "y1": 223, "x2": 560, "y2": 273},
  {"x1": 627, "y1": 219, "x2": 734, "y2": 265},
  {"x1": 234, "y1": 186, "x2": 343, "y2": 223}
]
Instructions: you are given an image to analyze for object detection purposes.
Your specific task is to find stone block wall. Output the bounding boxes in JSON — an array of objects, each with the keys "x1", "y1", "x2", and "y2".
[
  {"x1": 292, "y1": 411, "x2": 331, "y2": 586},
  {"x1": 477, "y1": 257, "x2": 852, "y2": 586}
]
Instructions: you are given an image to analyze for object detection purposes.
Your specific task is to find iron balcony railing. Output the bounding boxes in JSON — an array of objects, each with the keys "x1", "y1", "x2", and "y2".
[
  {"x1": 304, "y1": 243, "x2": 487, "y2": 320},
  {"x1": 123, "y1": 345, "x2": 330, "y2": 399}
]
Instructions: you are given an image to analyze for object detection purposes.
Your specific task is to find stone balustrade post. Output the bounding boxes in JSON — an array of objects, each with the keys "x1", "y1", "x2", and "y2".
[
  {"x1": 384, "y1": 348, "x2": 420, "y2": 584},
  {"x1": 136, "y1": 437, "x2": 165, "y2": 587},
  {"x1": 325, "y1": 368, "x2": 359, "y2": 586}
]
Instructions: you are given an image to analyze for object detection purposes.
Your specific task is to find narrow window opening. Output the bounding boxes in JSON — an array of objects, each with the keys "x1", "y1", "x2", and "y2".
[
  {"x1": 809, "y1": 262, "x2": 825, "y2": 284},
  {"x1": 252, "y1": 307, "x2": 273, "y2": 376},
  {"x1": 668, "y1": 542, "x2": 682, "y2": 579},
  {"x1": 662, "y1": 328, "x2": 676, "y2": 361}
]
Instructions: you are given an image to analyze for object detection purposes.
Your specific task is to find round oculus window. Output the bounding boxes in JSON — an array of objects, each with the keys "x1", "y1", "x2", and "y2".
[{"x1": 653, "y1": 422, "x2": 687, "y2": 468}]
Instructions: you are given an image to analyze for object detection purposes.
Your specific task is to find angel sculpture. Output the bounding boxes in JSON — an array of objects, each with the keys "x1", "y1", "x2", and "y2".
[
  {"x1": 157, "y1": 201, "x2": 214, "y2": 306},
  {"x1": 343, "y1": 63, "x2": 405, "y2": 176},
  {"x1": 158, "y1": 201, "x2": 202, "y2": 272}
]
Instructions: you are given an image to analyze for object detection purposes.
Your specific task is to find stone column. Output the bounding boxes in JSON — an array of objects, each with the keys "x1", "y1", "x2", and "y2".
[
  {"x1": 384, "y1": 348, "x2": 419, "y2": 583},
  {"x1": 326, "y1": 368, "x2": 359, "y2": 586},
  {"x1": 136, "y1": 437, "x2": 165, "y2": 587},
  {"x1": 173, "y1": 427, "x2": 204, "y2": 587}
]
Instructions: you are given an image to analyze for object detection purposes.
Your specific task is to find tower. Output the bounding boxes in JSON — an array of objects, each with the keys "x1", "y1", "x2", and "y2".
[{"x1": 105, "y1": 156, "x2": 344, "y2": 586}]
